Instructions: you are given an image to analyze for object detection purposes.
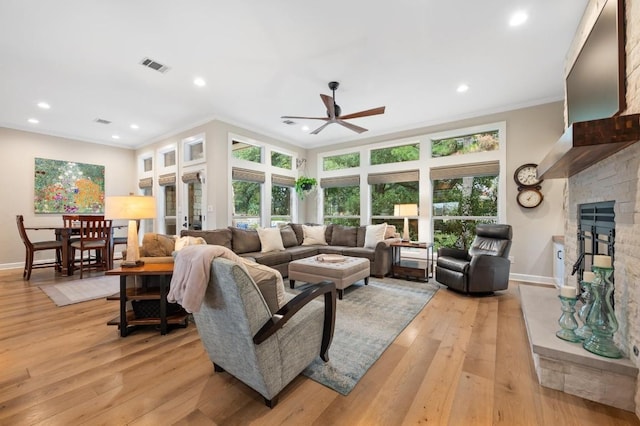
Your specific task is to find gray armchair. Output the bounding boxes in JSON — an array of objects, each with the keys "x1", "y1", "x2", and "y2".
[
  {"x1": 193, "y1": 257, "x2": 336, "y2": 408},
  {"x1": 435, "y1": 224, "x2": 512, "y2": 294}
]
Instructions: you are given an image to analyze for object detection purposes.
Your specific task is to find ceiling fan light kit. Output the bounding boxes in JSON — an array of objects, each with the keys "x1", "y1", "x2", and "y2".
[{"x1": 281, "y1": 81, "x2": 385, "y2": 135}]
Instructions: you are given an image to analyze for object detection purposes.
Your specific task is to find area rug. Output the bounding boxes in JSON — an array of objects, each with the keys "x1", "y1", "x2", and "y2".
[
  {"x1": 39, "y1": 275, "x2": 120, "y2": 306},
  {"x1": 289, "y1": 277, "x2": 440, "y2": 395}
]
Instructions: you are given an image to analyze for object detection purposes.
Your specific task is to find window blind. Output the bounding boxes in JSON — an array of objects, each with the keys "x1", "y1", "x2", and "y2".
[
  {"x1": 430, "y1": 161, "x2": 499, "y2": 180},
  {"x1": 367, "y1": 170, "x2": 419, "y2": 185},
  {"x1": 232, "y1": 167, "x2": 265, "y2": 183}
]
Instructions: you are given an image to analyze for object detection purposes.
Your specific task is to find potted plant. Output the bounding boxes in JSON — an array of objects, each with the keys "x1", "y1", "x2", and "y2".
[{"x1": 295, "y1": 176, "x2": 317, "y2": 199}]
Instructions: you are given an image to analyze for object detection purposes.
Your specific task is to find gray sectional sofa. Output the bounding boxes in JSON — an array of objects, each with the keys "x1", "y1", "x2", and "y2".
[{"x1": 181, "y1": 223, "x2": 401, "y2": 278}]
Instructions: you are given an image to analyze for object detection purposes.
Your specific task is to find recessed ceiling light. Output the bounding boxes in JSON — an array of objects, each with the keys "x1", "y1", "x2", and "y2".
[
  {"x1": 509, "y1": 11, "x2": 528, "y2": 27},
  {"x1": 28, "y1": 118, "x2": 39, "y2": 124},
  {"x1": 457, "y1": 84, "x2": 469, "y2": 93},
  {"x1": 112, "y1": 135, "x2": 120, "y2": 140},
  {"x1": 37, "y1": 102, "x2": 50, "y2": 109},
  {"x1": 302, "y1": 125, "x2": 310, "y2": 132},
  {"x1": 193, "y1": 77, "x2": 206, "y2": 87},
  {"x1": 130, "y1": 124, "x2": 139, "y2": 130}
]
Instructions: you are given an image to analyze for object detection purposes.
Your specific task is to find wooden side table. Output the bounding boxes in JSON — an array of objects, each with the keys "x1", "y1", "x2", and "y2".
[
  {"x1": 106, "y1": 263, "x2": 188, "y2": 336},
  {"x1": 390, "y1": 241, "x2": 433, "y2": 282}
]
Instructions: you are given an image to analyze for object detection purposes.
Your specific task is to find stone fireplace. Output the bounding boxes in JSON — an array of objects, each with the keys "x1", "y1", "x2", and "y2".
[
  {"x1": 533, "y1": 0, "x2": 640, "y2": 416},
  {"x1": 523, "y1": 0, "x2": 640, "y2": 417}
]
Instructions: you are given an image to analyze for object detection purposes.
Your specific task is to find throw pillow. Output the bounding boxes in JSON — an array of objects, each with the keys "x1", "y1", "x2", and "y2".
[
  {"x1": 174, "y1": 236, "x2": 207, "y2": 251},
  {"x1": 279, "y1": 225, "x2": 299, "y2": 248},
  {"x1": 330, "y1": 225, "x2": 358, "y2": 247},
  {"x1": 230, "y1": 227, "x2": 261, "y2": 254},
  {"x1": 141, "y1": 233, "x2": 176, "y2": 257},
  {"x1": 364, "y1": 223, "x2": 387, "y2": 249},
  {"x1": 384, "y1": 224, "x2": 397, "y2": 239},
  {"x1": 257, "y1": 227, "x2": 285, "y2": 253},
  {"x1": 301, "y1": 224, "x2": 328, "y2": 246}
]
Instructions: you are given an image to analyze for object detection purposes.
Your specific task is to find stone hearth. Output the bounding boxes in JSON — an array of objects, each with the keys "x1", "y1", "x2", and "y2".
[{"x1": 520, "y1": 283, "x2": 637, "y2": 411}]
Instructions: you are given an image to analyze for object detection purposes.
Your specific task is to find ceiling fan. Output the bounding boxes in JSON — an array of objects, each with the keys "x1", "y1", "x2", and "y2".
[{"x1": 281, "y1": 81, "x2": 385, "y2": 135}]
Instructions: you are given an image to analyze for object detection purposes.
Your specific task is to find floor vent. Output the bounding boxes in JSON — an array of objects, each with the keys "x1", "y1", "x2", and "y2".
[
  {"x1": 94, "y1": 118, "x2": 112, "y2": 125},
  {"x1": 140, "y1": 57, "x2": 170, "y2": 73}
]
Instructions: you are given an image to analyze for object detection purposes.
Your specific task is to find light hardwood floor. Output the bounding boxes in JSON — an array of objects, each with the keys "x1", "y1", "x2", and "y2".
[{"x1": 1, "y1": 268, "x2": 639, "y2": 425}]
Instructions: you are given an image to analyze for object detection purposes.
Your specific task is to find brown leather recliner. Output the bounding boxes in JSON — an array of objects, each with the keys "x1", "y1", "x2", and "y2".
[{"x1": 435, "y1": 224, "x2": 512, "y2": 294}]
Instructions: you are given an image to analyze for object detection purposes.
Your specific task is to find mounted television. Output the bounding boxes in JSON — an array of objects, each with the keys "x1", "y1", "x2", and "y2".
[{"x1": 566, "y1": 0, "x2": 625, "y2": 127}]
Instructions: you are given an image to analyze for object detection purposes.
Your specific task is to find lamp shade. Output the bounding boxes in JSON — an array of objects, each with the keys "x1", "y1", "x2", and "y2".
[
  {"x1": 393, "y1": 204, "x2": 418, "y2": 217},
  {"x1": 105, "y1": 196, "x2": 156, "y2": 220}
]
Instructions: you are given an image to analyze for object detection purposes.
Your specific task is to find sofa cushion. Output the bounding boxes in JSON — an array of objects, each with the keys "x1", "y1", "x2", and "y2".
[
  {"x1": 230, "y1": 227, "x2": 261, "y2": 254},
  {"x1": 302, "y1": 225, "x2": 328, "y2": 246},
  {"x1": 257, "y1": 227, "x2": 285, "y2": 252},
  {"x1": 364, "y1": 223, "x2": 387, "y2": 249},
  {"x1": 279, "y1": 225, "x2": 299, "y2": 248},
  {"x1": 318, "y1": 246, "x2": 346, "y2": 255},
  {"x1": 324, "y1": 224, "x2": 334, "y2": 245},
  {"x1": 285, "y1": 245, "x2": 320, "y2": 260},
  {"x1": 341, "y1": 247, "x2": 377, "y2": 261},
  {"x1": 243, "y1": 250, "x2": 291, "y2": 267},
  {"x1": 330, "y1": 225, "x2": 358, "y2": 247},
  {"x1": 288, "y1": 223, "x2": 305, "y2": 245},
  {"x1": 181, "y1": 229, "x2": 232, "y2": 249},
  {"x1": 141, "y1": 233, "x2": 175, "y2": 257},
  {"x1": 356, "y1": 226, "x2": 367, "y2": 247}
]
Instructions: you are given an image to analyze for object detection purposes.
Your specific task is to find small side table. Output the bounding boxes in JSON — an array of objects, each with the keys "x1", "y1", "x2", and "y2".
[
  {"x1": 390, "y1": 242, "x2": 433, "y2": 282},
  {"x1": 106, "y1": 263, "x2": 188, "y2": 336}
]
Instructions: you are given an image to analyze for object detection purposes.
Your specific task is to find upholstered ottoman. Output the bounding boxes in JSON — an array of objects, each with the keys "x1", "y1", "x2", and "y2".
[{"x1": 288, "y1": 254, "x2": 370, "y2": 299}]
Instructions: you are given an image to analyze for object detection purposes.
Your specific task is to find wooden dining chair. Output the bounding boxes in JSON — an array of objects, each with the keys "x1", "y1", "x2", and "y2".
[
  {"x1": 70, "y1": 217, "x2": 112, "y2": 278},
  {"x1": 16, "y1": 215, "x2": 63, "y2": 280}
]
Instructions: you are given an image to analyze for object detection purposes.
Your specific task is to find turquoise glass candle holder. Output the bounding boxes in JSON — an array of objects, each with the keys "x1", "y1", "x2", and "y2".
[
  {"x1": 575, "y1": 280, "x2": 593, "y2": 340},
  {"x1": 556, "y1": 295, "x2": 582, "y2": 342},
  {"x1": 582, "y1": 266, "x2": 622, "y2": 358}
]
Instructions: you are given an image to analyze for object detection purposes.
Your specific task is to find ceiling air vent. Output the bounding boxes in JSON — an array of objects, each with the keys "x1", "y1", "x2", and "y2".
[
  {"x1": 140, "y1": 57, "x2": 170, "y2": 74},
  {"x1": 94, "y1": 118, "x2": 112, "y2": 125},
  {"x1": 282, "y1": 120, "x2": 296, "y2": 125}
]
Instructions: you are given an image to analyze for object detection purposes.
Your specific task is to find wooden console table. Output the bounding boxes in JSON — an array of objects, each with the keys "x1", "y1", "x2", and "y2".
[
  {"x1": 390, "y1": 241, "x2": 433, "y2": 282},
  {"x1": 106, "y1": 263, "x2": 188, "y2": 336}
]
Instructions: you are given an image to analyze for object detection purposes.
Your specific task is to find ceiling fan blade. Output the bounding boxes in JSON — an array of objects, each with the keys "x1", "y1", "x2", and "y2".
[
  {"x1": 337, "y1": 120, "x2": 368, "y2": 134},
  {"x1": 339, "y1": 106, "x2": 386, "y2": 120},
  {"x1": 310, "y1": 122, "x2": 332, "y2": 135},
  {"x1": 281, "y1": 115, "x2": 329, "y2": 121},
  {"x1": 320, "y1": 94, "x2": 335, "y2": 119}
]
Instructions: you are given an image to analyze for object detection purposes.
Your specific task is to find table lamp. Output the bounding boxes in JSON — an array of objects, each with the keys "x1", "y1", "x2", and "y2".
[
  {"x1": 105, "y1": 195, "x2": 156, "y2": 267},
  {"x1": 394, "y1": 203, "x2": 418, "y2": 242}
]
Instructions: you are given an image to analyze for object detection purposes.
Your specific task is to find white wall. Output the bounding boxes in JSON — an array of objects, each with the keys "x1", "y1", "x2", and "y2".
[{"x1": 0, "y1": 128, "x2": 136, "y2": 267}]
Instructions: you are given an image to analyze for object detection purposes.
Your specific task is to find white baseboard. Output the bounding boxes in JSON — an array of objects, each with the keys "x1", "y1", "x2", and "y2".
[{"x1": 510, "y1": 273, "x2": 555, "y2": 286}]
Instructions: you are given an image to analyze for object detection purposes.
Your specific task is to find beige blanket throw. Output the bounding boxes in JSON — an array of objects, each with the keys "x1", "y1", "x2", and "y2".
[{"x1": 168, "y1": 245, "x2": 285, "y2": 313}]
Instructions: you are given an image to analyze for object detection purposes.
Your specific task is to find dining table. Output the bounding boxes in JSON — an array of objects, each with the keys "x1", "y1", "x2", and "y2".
[{"x1": 24, "y1": 224, "x2": 127, "y2": 276}]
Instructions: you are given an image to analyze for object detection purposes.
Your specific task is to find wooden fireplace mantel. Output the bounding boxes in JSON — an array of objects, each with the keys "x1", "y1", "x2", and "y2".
[{"x1": 537, "y1": 114, "x2": 640, "y2": 179}]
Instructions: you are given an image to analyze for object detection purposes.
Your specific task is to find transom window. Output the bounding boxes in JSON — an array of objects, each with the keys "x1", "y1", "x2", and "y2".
[{"x1": 431, "y1": 130, "x2": 499, "y2": 158}]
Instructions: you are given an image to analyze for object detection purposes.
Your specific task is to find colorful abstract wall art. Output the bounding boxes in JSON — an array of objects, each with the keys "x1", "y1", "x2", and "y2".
[{"x1": 34, "y1": 158, "x2": 105, "y2": 214}]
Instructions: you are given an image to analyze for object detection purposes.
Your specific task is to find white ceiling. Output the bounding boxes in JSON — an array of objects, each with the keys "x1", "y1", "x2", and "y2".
[{"x1": 0, "y1": 1, "x2": 588, "y2": 150}]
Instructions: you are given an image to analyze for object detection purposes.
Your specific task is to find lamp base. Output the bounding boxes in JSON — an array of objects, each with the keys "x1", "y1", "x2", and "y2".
[{"x1": 121, "y1": 260, "x2": 145, "y2": 268}]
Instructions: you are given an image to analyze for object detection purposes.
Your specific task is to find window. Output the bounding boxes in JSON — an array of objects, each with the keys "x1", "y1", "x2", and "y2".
[
  {"x1": 322, "y1": 175, "x2": 360, "y2": 226},
  {"x1": 232, "y1": 140, "x2": 262, "y2": 163},
  {"x1": 370, "y1": 143, "x2": 419, "y2": 165},
  {"x1": 271, "y1": 151, "x2": 292, "y2": 170},
  {"x1": 431, "y1": 130, "x2": 499, "y2": 158},
  {"x1": 158, "y1": 173, "x2": 177, "y2": 235},
  {"x1": 369, "y1": 170, "x2": 419, "y2": 241},
  {"x1": 231, "y1": 167, "x2": 264, "y2": 229},
  {"x1": 182, "y1": 135, "x2": 205, "y2": 164},
  {"x1": 163, "y1": 150, "x2": 176, "y2": 167},
  {"x1": 323, "y1": 152, "x2": 360, "y2": 171},
  {"x1": 432, "y1": 164, "x2": 498, "y2": 250},
  {"x1": 143, "y1": 157, "x2": 153, "y2": 172},
  {"x1": 271, "y1": 174, "x2": 294, "y2": 226}
]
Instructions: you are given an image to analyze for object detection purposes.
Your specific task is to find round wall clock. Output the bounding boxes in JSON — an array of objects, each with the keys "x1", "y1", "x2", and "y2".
[
  {"x1": 514, "y1": 163, "x2": 543, "y2": 188},
  {"x1": 517, "y1": 188, "x2": 543, "y2": 208}
]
